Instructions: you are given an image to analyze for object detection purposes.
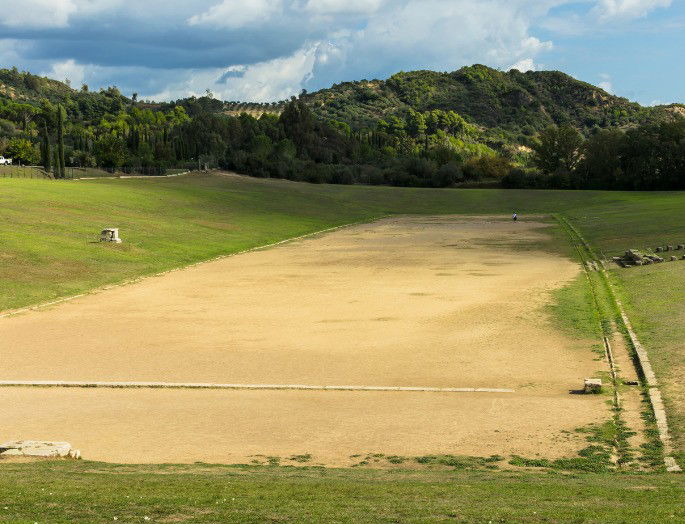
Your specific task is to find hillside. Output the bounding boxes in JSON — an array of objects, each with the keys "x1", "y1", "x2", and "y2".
[
  {"x1": 0, "y1": 67, "x2": 130, "y2": 123},
  {"x1": 3, "y1": 64, "x2": 682, "y2": 143},
  {"x1": 1, "y1": 64, "x2": 683, "y2": 189},
  {"x1": 305, "y1": 65, "x2": 680, "y2": 142}
]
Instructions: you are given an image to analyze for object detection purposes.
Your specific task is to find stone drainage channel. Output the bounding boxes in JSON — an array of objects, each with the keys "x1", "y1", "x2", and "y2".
[{"x1": 556, "y1": 214, "x2": 681, "y2": 473}]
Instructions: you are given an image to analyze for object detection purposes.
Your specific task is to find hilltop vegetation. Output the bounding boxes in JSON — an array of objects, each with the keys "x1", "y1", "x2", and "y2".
[
  {"x1": 305, "y1": 65, "x2": 679, "y2": 141},
  {"x1": 0, "y1": 64, "x2": 683, "y2": 189}
]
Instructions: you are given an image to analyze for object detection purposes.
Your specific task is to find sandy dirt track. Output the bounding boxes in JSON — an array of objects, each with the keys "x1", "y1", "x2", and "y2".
[
  {"x1": 2, "y1": 387, "x2": 605, "y2": 465},
  {"x1": 1, "y1": 216, "x2": 608, "y2": 464}
]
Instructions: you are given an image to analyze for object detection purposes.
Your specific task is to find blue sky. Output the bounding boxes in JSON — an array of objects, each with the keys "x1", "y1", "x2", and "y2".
[{"x1": 0, "y1": 0, "x2": 682, "y2": 105}]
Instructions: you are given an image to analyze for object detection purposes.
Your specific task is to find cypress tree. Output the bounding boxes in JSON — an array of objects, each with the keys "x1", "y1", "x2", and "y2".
[
  {"x1": 57, "y1": 104, "x2": 66, "y2": 179},
  {"x1": 52, "y1": 148, "x2": 59, "y2": 179},
  {"x1": 41, "y1": 122, "x2": 51, "y2": 173}
]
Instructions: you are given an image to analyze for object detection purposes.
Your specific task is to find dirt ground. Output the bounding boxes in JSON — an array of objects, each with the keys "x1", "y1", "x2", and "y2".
[{"x1": 0, "y1": 216, "x2": 608, "y2": 464}]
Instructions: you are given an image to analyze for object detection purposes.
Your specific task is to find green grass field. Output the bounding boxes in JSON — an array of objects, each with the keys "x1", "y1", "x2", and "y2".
[
  {"x1": 2, "y1": 172, "x2": 684, "y2": 520},
  {"x1": 1, "y1": 462, "x2": 683, "y2": 523}
]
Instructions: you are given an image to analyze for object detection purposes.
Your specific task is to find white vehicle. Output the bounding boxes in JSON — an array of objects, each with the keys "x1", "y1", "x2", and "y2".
[{"x1": 0, "y1": 156, "x2": 12, "y2": 165}]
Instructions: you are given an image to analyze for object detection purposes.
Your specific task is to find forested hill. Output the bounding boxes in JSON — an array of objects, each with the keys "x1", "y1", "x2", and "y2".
[
  {"x1": 2, "y1": 64, "x2": 683, "y2": 147},
  {"x1": 304, "y1": 65, "x2": 682, "y2": 142},
  {"x1": 1, "y1": 64, "x2": 684, "y2": 191}
]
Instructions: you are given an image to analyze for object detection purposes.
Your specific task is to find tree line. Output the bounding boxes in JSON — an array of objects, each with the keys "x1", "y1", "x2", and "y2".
[
  {"x1": 1, "y1": 64, "x2": 683, "y2": 190},
  {"x1": 505, "y1": 119, "x2": 685, "y2": 190}
]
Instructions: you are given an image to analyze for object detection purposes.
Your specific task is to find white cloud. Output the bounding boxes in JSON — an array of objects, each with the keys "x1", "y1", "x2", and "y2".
[
  {"x1": 0, "y1": 0, "x2": 122, "y2": 28},
  {"x1": 0, "y1": 0, "x2": 77, "y2": 28},
  {"x1": 313, "y1": 0, "x2": 555, "y2": 84},
  {"x1": 42, "y1": 59, "x2": 86, "y2": 87},
  {"x1": 145, "y1": 44, "x2": 322, "y2": 102},
  {"x1": 598, "y1": 73, "x2": 614, "y2": 93},
  {"x1": 179, "y1": 0, "x2": 559, "y2": 100},
  {"x1": 598, "y1": 81, "x2": 614, "y2": 93},
  {"x1": 303, "y1": 0, "x2": 385, "y2": 14},
  {"x1": 0, "y1": 39, "x2": 23, "y2": 64},
  {"x1": 593, "y1": 0, "x2": 672, "y2": 20},
  {"x1": 509, "y1": 58, "x2": 537, "y2": 72},
  {"x1": 188, "y1": 0, "x2": 283, "y2": 28}
]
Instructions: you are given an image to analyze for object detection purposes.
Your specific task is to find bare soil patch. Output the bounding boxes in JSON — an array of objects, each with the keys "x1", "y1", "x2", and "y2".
[{"x1": 0, "y1": 216, "x2": 608, "y2": 464}]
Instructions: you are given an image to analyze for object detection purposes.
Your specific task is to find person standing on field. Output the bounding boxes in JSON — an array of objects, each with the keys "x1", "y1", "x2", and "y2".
[{"x1": 512, "y1": 212, "x2": 518, "y2": 222}]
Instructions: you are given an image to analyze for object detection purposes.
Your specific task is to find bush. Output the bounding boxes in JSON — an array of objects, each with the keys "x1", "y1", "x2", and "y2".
[
  {"x1": 432, "y1": 161, "x2": 463, "y2": 187},
  {"x1": 463, "y1": 155, "x2": 512, "y2": 181},
  {"x1": 3, "y1": 137, "x2": 39, "y2": 164}
]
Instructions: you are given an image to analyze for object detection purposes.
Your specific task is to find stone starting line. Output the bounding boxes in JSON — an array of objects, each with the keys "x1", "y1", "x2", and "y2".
[{"x1": 0, "y1": 380, "x2": 514, "y2": 393}]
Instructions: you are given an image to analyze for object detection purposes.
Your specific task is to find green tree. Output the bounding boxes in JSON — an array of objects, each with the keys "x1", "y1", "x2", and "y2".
[
  {"x1": 93, "y1": 134, "x2": 128, "y2": 168},
  {"x1": 56, "y1": 104, "x2": 66, "y2": 178},
  {"x1": 5, "y1": 137, "x2": 40, "y2": 164},
  {"x1": 532, "y1": 125, "x2": 583, "y2": 174},
  {"x1": 579, "y1": 129, "x2": 624, "y2": 188},
  {"x1": 40, "y1": 123, "x2": 51, "y2": 172},
  {"x1": 406, "y1": 110, "x2": 427, "y2": 138}
]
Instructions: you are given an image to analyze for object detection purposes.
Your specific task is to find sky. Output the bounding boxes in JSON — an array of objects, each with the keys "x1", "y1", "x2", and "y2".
[{"x1": 0, "y1": 0, "x2": 682, "y2": 105}]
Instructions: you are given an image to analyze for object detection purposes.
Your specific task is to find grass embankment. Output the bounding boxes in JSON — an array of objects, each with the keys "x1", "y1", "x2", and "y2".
[
  {"x1": 0, "y1": 165, "x2": 48, "y2": 179},
  {"x1": 561, "y1": 194, "x2": 685, "y2": 465},
  {"x1": 0, "y1": 461, "x2": 683, "y2": 522},
  {"x1": 0, "y1": 172, "x2": 666, "y2": 312}
]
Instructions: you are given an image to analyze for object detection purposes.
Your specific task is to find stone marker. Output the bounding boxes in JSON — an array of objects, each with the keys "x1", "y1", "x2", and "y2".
[
  {"x1": 667, "y1": 245, "x2": 674, "y2": 251},
  {"x1": 656, "y1": 247, "x2": 663, "y2": 252},
  {"x1": 584, "y1": 378, "x2": 603, "y2": 394},
  {"x1": 678, "y1": 245, "x2": 684, "y2": 250},
  {"x1": 671, "y1": 256, "x2": 678, "y2": 262},
  {"x1": 100, "y1": 228, "x2": 122, "y2": 243},
  {"x1": 0, "y1": 441, "x2": 80, "y2": 459}
]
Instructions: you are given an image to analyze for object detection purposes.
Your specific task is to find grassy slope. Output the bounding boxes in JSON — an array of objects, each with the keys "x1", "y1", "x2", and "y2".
[
  {"x1": 563, "y1": 194, "x2": 685, "y2": 464},
  {"x1": 2, "y1": 173, "x2": 685, "y2": 519},
  {"x1": 0, "y1": 173, "x2": 636, "y2": 312},
  {"x1": 1, "y1": 462, "x2": 683, "y2": 523}
]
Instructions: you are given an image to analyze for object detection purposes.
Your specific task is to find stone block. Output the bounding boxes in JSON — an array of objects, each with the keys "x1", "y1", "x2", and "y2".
[
  {"x1": 0, "y1": 441, "x2": 73, "y2": 458},
  {"x1": 584, "y1": 378, "x2": 603, "y2": 394}
]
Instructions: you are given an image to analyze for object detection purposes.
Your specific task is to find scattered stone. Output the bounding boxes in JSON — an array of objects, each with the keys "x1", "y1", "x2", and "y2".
[
  {"x1": 584, "y1": 378, "x2": 603, "y2": 394},
  {"x1": 100, "y1": 228, "x2": 122, "y2": 243},
  {"x1": 667, "y1": 246, "x2": 674, "y2": 251},
  {"x1": 0, "y1": 441, "x2": 80, "y2": 459},
  {"x1": 656, "y1": 247, "x2": 663, "y2": 252},
  {"x1": 623, "y1": 380, "x2": 639, "y2": 386},
  {"x1": 678, "y1": 245, "x2": 684, "y2": 250},
  {"x1": 615, "y1": 249, "x2": 660, "y2": 267},
  {"x1": 671, "y1": 256, "x2": 678, "y2": 262}
]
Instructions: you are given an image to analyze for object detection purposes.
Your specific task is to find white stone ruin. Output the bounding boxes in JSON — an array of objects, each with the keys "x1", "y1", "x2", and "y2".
[
  {"x1": 100, "y1": 227, "x2": 122, "y2": 243},
  {"x1": 0, "y1": 440, "x2": 80, "y2": 459},
  {"x1": 584, "y1": 378, "x2": 603, "y2": 394}
]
